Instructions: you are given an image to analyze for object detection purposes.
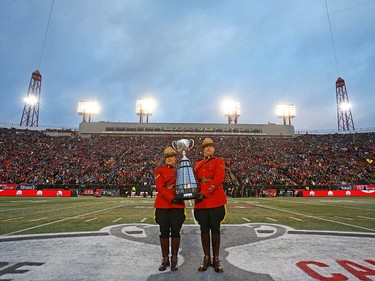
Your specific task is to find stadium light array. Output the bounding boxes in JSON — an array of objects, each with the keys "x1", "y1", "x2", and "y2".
[
  {"x1": 24, "y1": 95, "x2": 39, "y2": 106},
  {"x1": 338, "y1": 101, "x2": 351, "y2": 111},
  {"x1": 77, "y1": 101, "x2": 100, "y2": 122},
  {"x1": 136, "y1": 99, "x2": 155, "y2": 123},
  {"x1": 276, "y1": 104, "x2": 296, "y2": 125},
  {"x1": 222, "y1": 100, "x2": 241, "y2": 124}
]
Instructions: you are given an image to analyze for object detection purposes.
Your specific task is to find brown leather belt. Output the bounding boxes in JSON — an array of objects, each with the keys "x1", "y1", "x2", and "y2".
[{"x1": 198, "y1": 178, "x2": 213, "y2": 183}]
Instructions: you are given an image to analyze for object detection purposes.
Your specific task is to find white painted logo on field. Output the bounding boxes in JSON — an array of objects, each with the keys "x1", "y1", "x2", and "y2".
[{"x1": 1, "y1": 223, "x2": 374, "y2": 281}]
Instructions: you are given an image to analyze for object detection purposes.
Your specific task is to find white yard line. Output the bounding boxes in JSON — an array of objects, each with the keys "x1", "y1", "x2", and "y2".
[
  {"x1": 245, "y1": 202, "x2": 375, "y2": 232},
  {"x1": 3, "y1": 217, "x2": 24, "y2": 221},
  {"x1": 140, "y1": 218, "x2": 147, "y2": 222},
  {"x1": 1, "y1": 204, "x2": 127, "y2": 236},
  {"x1": 242, "y1": 217, "x2": 251, "y2": 222},
  {"x1": 357, "y1": 215, "x2": 375, "y2": 220},
  {"x1": 265, "y1": 217, "x2": 277, "y2": 222},
  {"x1": 84, "y1": 217, "x2": 97, "y2": 223},
  {"x1": 112, "y1": 218, "x2": 122, "y2": 223},
  {"x1": 289, "y1": 216, "x2": 303, "y2": 222},
  {"x1": 335, "y1": 216, "x2": 353, "y2": 221},
  {"x1": 29, "y1": 217, "x2": 48, "y2": 222}
]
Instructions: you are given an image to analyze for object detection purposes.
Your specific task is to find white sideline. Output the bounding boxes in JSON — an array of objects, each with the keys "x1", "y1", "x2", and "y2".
[{"x1": 246, "y1": 201, "x2": 375, "y2": 232}]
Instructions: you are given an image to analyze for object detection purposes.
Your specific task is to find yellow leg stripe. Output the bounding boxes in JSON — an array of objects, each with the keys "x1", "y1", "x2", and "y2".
[{"x1": 220, "y1": 205, "x2": 227, "y2": 224}]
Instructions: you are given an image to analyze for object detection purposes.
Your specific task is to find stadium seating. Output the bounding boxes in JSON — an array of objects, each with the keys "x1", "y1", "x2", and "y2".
[{"x1": 0, "y1": 128, "x2": 374, "y2": 192}]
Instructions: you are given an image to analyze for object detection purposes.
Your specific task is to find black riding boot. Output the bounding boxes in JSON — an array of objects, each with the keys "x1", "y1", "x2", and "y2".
[
  {"x1": 158, "y1": 237, "x2": 170, "y2": 271},
  {"x1": 212, "y1": 233, "x2": 223, "y2": 273},
  {"x1": 198, "y1": 233, "x2": 211, "y2": 271},
  {"x1": 171, "y1": 237, "x2": 180, "y2": 271}
]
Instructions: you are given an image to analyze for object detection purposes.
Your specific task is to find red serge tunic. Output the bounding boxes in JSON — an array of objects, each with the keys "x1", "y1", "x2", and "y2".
[
  {"x1": 154, "y1": 165, "x2": 185, "y2": 209},
  {"x1": 194, "y1": 157, "x2": 227, "y2": 209}
]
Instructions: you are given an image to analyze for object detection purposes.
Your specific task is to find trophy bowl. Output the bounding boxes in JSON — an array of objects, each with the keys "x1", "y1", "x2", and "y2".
[
  {"x1": 172, "y1": 139, "x2": 194, "y2": 153},
  {"x1": 172, "y1": 139, "x2": 198, "y2": 200}
]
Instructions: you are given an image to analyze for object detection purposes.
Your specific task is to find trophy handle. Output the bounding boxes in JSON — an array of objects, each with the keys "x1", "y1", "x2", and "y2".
[
  {"x1": 172, "y1": 141, "x2": 178, "y2": 151},
  {"x1": 189, "y1": 139, "x2": 195, "y2": 150}
]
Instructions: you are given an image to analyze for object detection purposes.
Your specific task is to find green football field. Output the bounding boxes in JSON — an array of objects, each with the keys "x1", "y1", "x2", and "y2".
[{"x1": 0, "y1": 196, "x2": 374, "y2": 236}]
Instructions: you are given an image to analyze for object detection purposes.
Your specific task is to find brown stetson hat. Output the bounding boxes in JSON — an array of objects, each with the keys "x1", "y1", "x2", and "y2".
[
  {"x1": 198, "y1": 138, "x2": 218, "y2": 149},
  {"x1": 163, "y1": 146, "x2": 178, "y2": 157}
]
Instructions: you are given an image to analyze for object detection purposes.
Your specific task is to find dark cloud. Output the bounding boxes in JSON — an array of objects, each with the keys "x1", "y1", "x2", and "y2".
[{"x1": 0, "y1": 0, "x2": 374, "y2": 130}]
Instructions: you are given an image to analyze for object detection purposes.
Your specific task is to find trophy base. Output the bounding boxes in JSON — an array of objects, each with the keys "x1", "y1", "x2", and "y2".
[{"x1": 175, "y1": 191, "x2": 199, "y2": 200}]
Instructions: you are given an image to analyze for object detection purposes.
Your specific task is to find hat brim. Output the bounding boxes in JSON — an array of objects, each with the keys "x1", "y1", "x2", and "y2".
[
  {"x1": 163, "y1": 152, "x2": 179, "y2": 158},
  {"x1": 199, "y1": 142, "x2": 218, "y2": 149}
]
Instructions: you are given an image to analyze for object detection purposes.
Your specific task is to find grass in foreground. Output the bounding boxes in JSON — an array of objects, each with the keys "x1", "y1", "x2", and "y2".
[{"x1": 0, "y1": 196, "x2": 374, "y2": 236}]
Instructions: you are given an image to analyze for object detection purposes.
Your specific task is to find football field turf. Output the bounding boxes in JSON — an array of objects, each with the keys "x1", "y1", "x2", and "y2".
[{"x1": 1, "y1": 196, "x2": 374, "y2": 236}]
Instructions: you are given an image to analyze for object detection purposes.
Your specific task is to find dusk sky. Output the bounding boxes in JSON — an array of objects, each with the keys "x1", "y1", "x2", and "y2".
[{"x1": 1, "y1": 0, "x2": 374, "y2": 131}]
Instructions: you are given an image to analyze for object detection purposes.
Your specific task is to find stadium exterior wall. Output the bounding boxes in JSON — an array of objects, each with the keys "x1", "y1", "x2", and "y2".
[{"x1": 78, "y1": 121, "x2": 294, "y2": 137}]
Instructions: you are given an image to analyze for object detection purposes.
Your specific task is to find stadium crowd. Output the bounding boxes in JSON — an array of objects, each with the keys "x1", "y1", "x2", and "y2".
[{"x1": 0, "y1": 128, "x2": 374, "y2": 189}]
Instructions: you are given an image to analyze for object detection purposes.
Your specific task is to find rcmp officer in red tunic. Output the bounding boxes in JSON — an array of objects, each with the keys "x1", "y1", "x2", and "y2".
[
  {"x1": 154, "y1": 147, "x2": 186, "y2": 271},
  {"x1": 194, "y1": 138, "x2": 227, "y2": 273}
]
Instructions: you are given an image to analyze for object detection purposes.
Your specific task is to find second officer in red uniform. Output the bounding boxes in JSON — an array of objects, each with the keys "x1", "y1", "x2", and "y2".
[{"x1": 194, "y1": 138, "x2": 227, "y2": 273}]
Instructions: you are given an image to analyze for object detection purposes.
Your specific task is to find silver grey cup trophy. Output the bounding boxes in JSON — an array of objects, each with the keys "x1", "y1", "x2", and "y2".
[{"x1": 171, "y1": 139, "x2": 198, "y2": 200}]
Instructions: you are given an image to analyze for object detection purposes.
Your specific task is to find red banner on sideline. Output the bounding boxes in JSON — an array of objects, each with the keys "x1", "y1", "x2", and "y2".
[
  {"x1": 353, "y1": 184, "x2": 375, "y2": 190},
  {"x1": 302, "y1": 190, "x2": 375, "y2": 197},
  {"x1": 0, "y1": 189, "x2": 71, "y2": 197},
  {"x1": 0, "y1": 184, "x2": 17, "y2": 190}
]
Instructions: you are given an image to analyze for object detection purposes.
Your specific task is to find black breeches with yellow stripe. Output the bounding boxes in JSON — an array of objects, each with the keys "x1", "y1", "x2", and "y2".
[{"x1": 155, "y1": 208, "x2": 186, "y2": 238}]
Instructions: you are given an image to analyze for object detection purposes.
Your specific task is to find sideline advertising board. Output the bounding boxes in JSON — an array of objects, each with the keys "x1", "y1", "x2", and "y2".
[
  {"x1": 302, "y1": 189, "x2": 375, "y2": 197},
  {"x1": 0, "y1": 189, "x2": 71, "y2": 197}
]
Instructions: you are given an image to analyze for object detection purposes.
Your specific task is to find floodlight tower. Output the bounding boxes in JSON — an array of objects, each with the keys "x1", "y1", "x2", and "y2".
[
  {"x1": 223, "y1": 101, "x2": 241, "y2": 124},
  {"x1": 77, "y1": 101, "x2": 99, "y2": 122},
  {"x1": 136, "y1": 99, "x2": 154, "y2": 123},
  {"x1": 20, "y1": 70, "x2": 42, "y2": 127},
  {"x1": 276, "y1": 104, "x2": 296, "y2": 125},
  {"x1": 336, "y1": 77, "x2": 355, "y2": 131}
]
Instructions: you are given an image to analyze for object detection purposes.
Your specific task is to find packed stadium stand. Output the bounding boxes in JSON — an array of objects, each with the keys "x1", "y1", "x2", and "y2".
[{"x1": 0, "y1": 126, "x2": 374, "y2": 196}]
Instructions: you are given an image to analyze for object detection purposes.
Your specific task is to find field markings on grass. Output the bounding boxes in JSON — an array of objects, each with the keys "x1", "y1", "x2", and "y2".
[
  {"x1": 140, "y1": 218, "x2": 147, "y2": 222},
  {"x1": 357, "y1": 215, "x2": 375, "y2": 220},
  {"x1": 1, "y1": 203, "x2": 128, "y2": 236},
  {"x1": 335, "y1": 216, "x2": 354, "y2": 221},
  {"x1": 84, "y1": 217, "x2": 98, "y2": 223},
  {"x1": 112, "y1": 218, "x2": 122, "y2": 223},
  {"x1": 289, "y1": 217, "x2": 303, "y2": 222},
  {"x1": 0, "y1": 200, "x2": 114, "y2": 217},
  {"x1": 29, "y1": 217, "x2": 48, "y2": 222},
  {"x1": 275, "y1": 198, "x2": 375, "y2": 212},
  {"x1": 265, "y1": 217, "x2": 277, "y2": 222},
  {"x1": 245, "y1": 201, "x2": 375, "y2": 232},
  {"x1": 242, "y1": 217, "x2": 251, "y2": 222},
  {"x1": 2, "y1": 217, "x2": 24, "y2": 221},
  {"x1": 0, "y1": 199, "x2": 75, "y2": 211},
  {"x1": 0, "y1": 198, "x2": 135, "y2": 228}
]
